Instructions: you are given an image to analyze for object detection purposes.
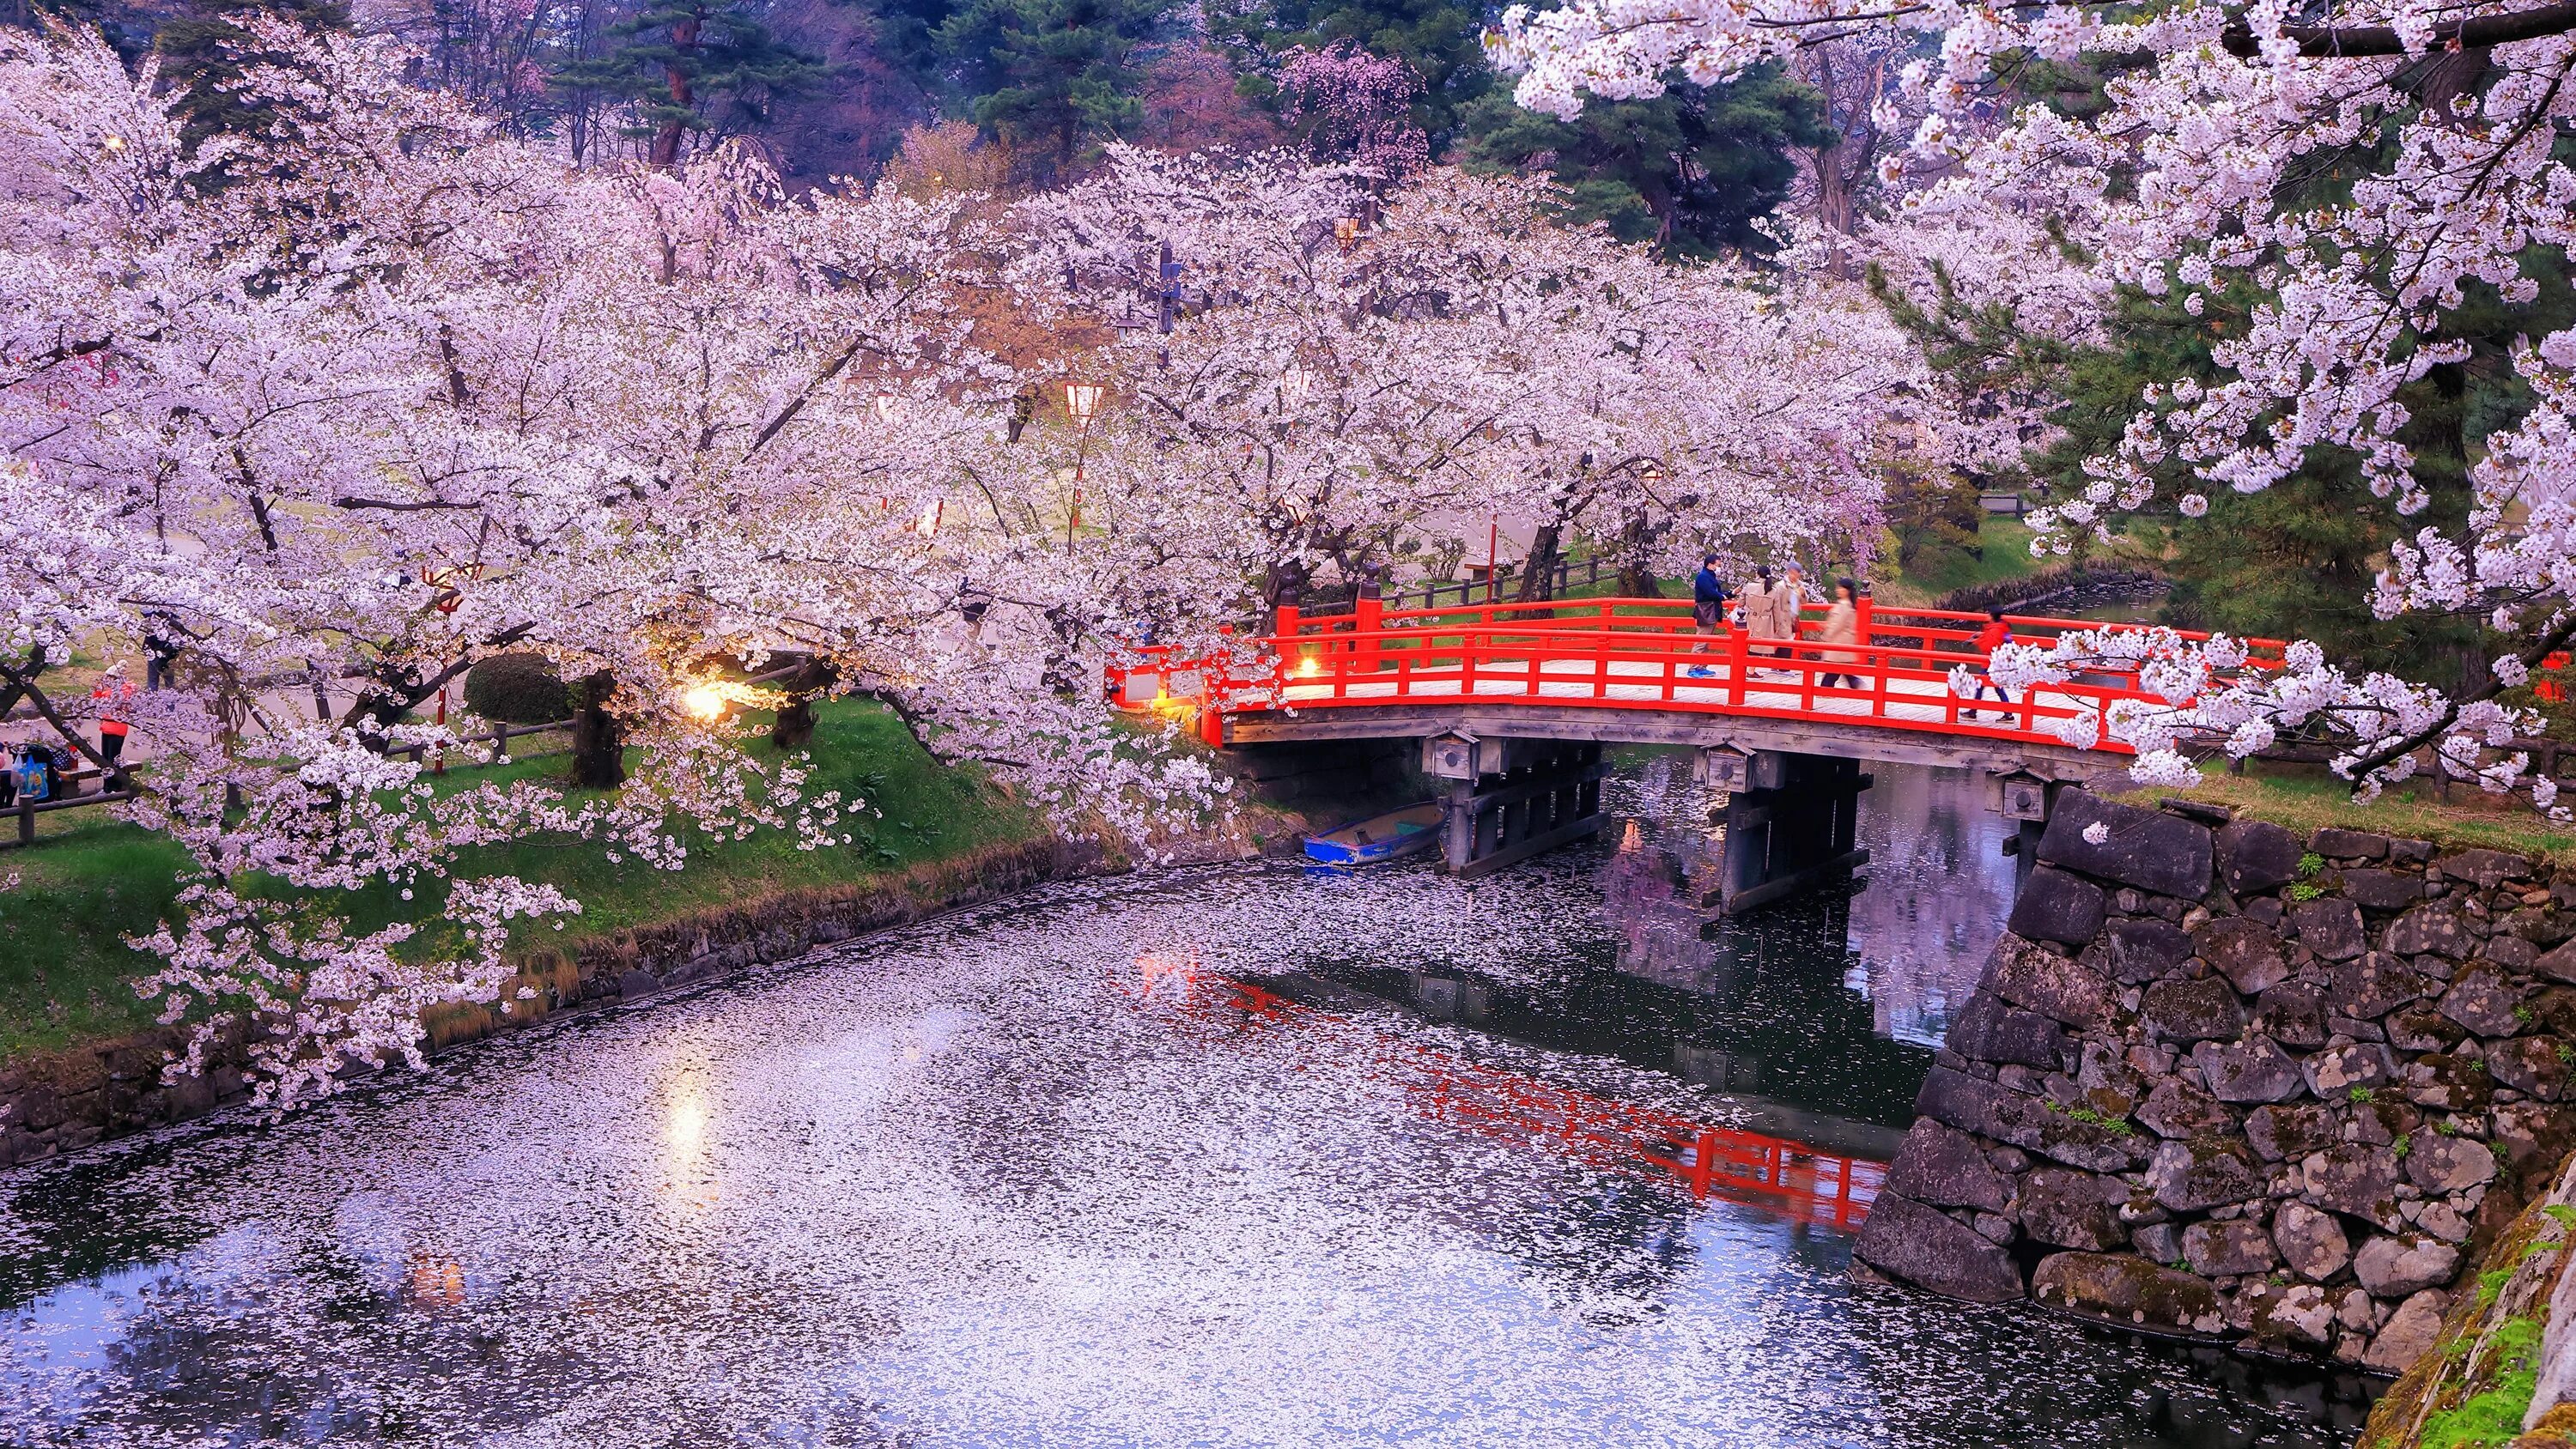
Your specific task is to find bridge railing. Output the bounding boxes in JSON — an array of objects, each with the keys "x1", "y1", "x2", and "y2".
[
  {"x1": 1107, "y1": 597, "x2": 2290, "y2": 755},
  {"x1": 1230, "y1": 598, "x2": 2293, "y2": 755},
  {"x1": 1275, "y1": 596, "x2": 2287, "y2": 669}
]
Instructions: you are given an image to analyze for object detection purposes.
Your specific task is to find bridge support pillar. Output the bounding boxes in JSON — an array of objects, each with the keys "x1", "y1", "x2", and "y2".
[
  {"x1": 1427, "y1": 736, "x2": 1607, "y2": 878},
  {"x1": 1698, "y1": 749, "x2": 1872, "y2": 915}
]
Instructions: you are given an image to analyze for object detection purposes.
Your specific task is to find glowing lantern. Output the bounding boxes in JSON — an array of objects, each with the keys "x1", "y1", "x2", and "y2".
[
  {"x1": 683, "y1": 684, "x2": 726, "y2": 720},
  {"x1": 1064, "y1": 381, "x2": 1105, "y2": 425}
]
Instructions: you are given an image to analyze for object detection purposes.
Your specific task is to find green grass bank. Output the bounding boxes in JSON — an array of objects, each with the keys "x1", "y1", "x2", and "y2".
[{"x1": 0, "y1": 698, "x2": 1042, "y2": 1069}]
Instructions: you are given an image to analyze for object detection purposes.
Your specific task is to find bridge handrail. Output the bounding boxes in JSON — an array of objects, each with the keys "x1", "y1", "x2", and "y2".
[
  {"x1": 1105, "y1": 597, "x2": 2290, "y2": 757},
  {"x1": 1236, "y1": 623, "x2": 2176, "y2": 754},
  {"x1": 1275, "y1": 595, "x2": 2287, "y2": 664}
]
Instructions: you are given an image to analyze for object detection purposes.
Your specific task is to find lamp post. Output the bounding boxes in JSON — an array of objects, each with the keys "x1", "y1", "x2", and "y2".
[
  {"x1": 421, "y1": 561, "x2": 479, "y2": 776},
  {"x1": 1066, "y1": 380, "x2": 1104, "y2": 546}
]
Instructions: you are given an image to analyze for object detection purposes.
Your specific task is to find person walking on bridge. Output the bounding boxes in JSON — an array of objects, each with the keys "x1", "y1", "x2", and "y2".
[
  {"x1": 1762, "y1": 565, "x2": 1807, "y2": 679},
  {"x1": 1687, "y1": 553, "x2": 1725, "y2": 678},
  {"x1": 1817, "y1": 579, "x2": 1862, "y2": 691},
  {"x1": 1741, "y1": 567, "x2": 1777, "y2": 669},
  {"x1": 1966, "y1": 606, "x2": 2017, "y2": 724}
]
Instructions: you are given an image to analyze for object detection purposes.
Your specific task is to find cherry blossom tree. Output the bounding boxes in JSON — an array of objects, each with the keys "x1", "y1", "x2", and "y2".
[
  {"x1": 0, "y1": 21, "x2": 1217, "y2": 1105},
  {"x1": 1279, "y1": 42, "x2": 1431, "y2": 183},
  {"x1": 1006, "y1": 145, "x2": 1896, "y2": 631},
  {"x1": 1490, "y1": 0, "x2": 2576, "y2": 809}
]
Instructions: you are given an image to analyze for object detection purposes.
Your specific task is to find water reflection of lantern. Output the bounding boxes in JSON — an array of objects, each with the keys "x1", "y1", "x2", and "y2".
[
  {"x1": 661, "y1": 1074, "x2": 718, "y2": 1216},
  {"x1": 404, "y1": 1250, "x2": 465, "y2": 1308}
]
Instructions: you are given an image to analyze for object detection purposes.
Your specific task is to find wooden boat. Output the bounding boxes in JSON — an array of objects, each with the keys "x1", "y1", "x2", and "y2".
[{"x1": 1303, "y1": 802, "x2": 1443, "y2": 866}]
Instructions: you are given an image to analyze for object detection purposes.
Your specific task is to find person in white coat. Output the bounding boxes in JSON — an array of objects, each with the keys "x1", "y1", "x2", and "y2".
[{"x1": 1741, "y1": 567, "x2": 1775, "y2": 656}]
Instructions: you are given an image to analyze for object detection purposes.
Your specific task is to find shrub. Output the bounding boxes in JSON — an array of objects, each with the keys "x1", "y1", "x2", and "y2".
[{"x1": 465, "y1": 652, "x2": 571, "y2": 724}]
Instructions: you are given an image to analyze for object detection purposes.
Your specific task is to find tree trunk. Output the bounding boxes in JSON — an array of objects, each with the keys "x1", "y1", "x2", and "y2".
[
  {"x1": 1516, "y1": 522, "x2": 1563, "y2": 603},
  {"x1": 770, "y1": 658, "x2": 835, "y2": 751},
  {"x1": 648, "y1": 15, "x2": 699, "y2": 168},
  {"x1": 1617, "y1": 511, "x2": 1659, "y2": 598},
  {"x1": 570, "y1": 670, "x2": 625, "y2": 787},
  {"x1": 771, "y1": 697, "x2": 816, "y2": 751},
  {"x1": 1814, "y1": 138, "x2": 1853, "y2": 278}
]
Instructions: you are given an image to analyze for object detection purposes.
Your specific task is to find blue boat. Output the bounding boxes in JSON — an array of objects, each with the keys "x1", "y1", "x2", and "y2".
[{"x1": 1303, "y1": 802, "x2": 1443, "y2": 866}]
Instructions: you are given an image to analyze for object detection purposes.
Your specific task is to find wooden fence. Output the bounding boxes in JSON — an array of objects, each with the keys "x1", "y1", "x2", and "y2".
[{"x1": 2, "y1": 718, "x2": 574, "y2": 851}]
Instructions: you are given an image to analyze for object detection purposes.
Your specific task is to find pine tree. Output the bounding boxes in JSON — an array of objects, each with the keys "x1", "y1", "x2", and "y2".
[
  {"x1": 553, "y1": 0, "x2": 821, "y2": 167},
  {"x1": 1456, "y1": 67, "x2": 1822, "y2": 258},
  {"x1": 934, "y1": 0, "x2": 1160, "y2": 180},
  {"x1": 154, "y1": 0, "x2": 352, "y2": 159}
]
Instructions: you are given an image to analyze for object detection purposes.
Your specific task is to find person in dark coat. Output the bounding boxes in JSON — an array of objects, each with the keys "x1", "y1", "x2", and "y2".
[{"x1": 1687, "y1": 553, "x2": 1726, "y2": 678}]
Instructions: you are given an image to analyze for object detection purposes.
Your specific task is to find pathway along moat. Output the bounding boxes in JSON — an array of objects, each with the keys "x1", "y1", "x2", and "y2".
[{"x1": 0, "y1": 757, "x2": 2380, "y2": 1447}]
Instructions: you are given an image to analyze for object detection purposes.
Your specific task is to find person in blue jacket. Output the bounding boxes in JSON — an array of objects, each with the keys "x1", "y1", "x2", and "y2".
[{"x1": 1688, "y1": 553, "x2": 1726, "y2": 678}]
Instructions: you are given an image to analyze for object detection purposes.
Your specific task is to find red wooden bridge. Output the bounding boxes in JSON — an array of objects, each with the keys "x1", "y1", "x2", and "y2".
[
  {"x1": 1113, "y1": 592, "x2": 2285, "y2": 888},
  {"x1": 1115, "y1": 594, "x2": 2282, "y2": 775},
  {"x1": 1124, "y1": 952, "x2": 1883, "y2": 1232}
]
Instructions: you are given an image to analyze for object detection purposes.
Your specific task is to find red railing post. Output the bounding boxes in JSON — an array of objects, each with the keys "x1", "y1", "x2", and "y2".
[
  {"x1": 1355, "y1": 597, "x2": 1382, "y2": 676},
  {"x1": 1796, "y1": 606, "x2": 1816, "y2": 714},
  {"x1": 1727, "y1": 620, "x2": 1746, "y2": 707}
]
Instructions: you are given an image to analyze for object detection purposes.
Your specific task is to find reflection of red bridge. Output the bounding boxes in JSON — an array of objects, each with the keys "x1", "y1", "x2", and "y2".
[{"x1": 1126, "y1": 954, "x2": 1883, "y2": 1233}]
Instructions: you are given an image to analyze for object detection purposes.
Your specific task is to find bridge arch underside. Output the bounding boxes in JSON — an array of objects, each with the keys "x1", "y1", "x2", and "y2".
[{"x1": 1226, "y1": 704, "x2": 2117, "y2": 901}]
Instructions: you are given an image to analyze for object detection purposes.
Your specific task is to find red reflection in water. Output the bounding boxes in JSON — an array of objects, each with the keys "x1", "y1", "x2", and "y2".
[{"x1": 1121, "y1": 954, "x2": 1885, "y2": 1233}]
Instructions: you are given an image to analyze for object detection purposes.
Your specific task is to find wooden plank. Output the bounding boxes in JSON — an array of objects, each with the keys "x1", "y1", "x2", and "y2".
[
  {"x1": 1450, "y1": 809, "x2": 1608, "y2": 880},
  {"x1": 1716, "y1": 847, "x2": 1870, "y2": 913},
  {"x1": 1224, "y1": 704, "x2": 2109, "y2": 780},
  {"x1": 1456, "y1": 761, "x2": 1609, "y2": 815}
]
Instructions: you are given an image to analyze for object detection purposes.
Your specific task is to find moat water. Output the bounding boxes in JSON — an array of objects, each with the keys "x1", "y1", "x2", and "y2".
[{"x1": 0, "y1": 757, "x2": 2378, "y2": 1447}]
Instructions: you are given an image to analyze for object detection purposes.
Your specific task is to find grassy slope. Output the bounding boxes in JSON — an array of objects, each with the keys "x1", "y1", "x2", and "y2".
[
  {"x1": 0, "y1": 698, "x2": 1036, "y2": 1066},
  {"x1": 2170, "y1": 763, "x2": 2576, "y2": 866},
  {"x1": 1873, "y1": 518, "x2": 2047, "y2": 606}
]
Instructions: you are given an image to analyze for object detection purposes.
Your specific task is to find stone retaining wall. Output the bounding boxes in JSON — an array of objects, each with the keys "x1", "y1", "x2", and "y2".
[
  {"x1": 1854, "y1": 790, "x2": 2576, "y2": 1376},
  {"x1": 0, "y1": 836, "x2": 1104, "y2": 1170}
]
